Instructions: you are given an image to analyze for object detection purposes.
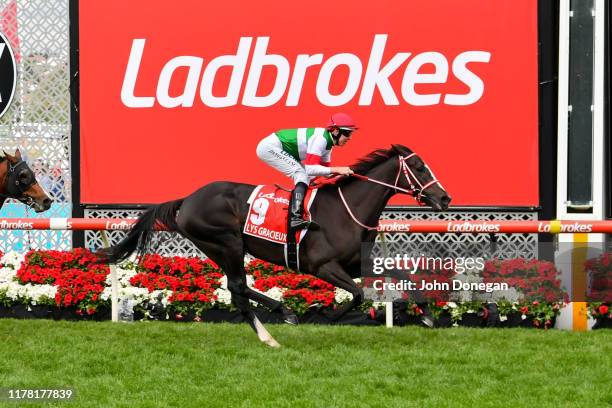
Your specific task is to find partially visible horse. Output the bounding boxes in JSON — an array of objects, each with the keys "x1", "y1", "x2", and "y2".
[
  {"x1": 0, "y1": 149, "x2": 52, "y2": 212},
  {"x1": 102, "y1": 144, "x2": 450, "y2": 347}
]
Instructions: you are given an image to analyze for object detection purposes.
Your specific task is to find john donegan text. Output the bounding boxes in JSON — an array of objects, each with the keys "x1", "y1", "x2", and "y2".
[{"x1": 372, "y1": 279, "x2": 508, "y2": 293}]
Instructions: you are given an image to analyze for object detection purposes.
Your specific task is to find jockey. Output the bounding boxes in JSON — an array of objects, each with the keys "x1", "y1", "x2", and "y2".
[{"x1": 256, "y1": 113, "x2": 357, "y2": 231}]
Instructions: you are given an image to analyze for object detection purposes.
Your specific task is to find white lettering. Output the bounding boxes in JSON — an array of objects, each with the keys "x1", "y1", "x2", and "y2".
[
  {"x1": 0, "y1": 220, "x2": 34, "y2": 229},
  {"x1": 121, "y1": 39, "x2": 155, "y2": 108},
  {"x1": 316, "y1": 53, "x2": 362, "y2": 106},
  {"x1": 200, "y1": 37, "x2": 252, "y2": 107},
  {"x1": 157, "y1": 56, "x2": 203, "y2": 108},
  {"x1": 401, "y1": 52, "x2": 448, "y2": 106},
  {"x1": 359, "y1": 34, "x2": 410, "y2": 106},
  {"x1": 446, "y1": 222, "x2": 501, "y2": 233},
  {"x1": 444, "y1": 51, "x2": 491, "y2": 105},
  {"x1": 242, "y1": 37, "x2": 290, "y2": 107},
  {"x1": 121, "y1": 35, "x2": 492, "y2": 108},
  {"x1": 286, "y1": 53, "x2": 323, "y2": 106}
]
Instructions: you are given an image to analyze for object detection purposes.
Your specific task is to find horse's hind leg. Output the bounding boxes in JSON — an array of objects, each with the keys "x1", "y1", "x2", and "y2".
[
  {"x1": 243, "y1": 287, "x2": 298, "y2": 325},
  {"x1": 315, "y1": 260, "x2": 365, "y2": 321},
  {"x1": 231, "y1": 292, "x2": 280, "y2": 348},
  {"x1": 188, "y1": 236, "x2": 281, "y2": 347}
]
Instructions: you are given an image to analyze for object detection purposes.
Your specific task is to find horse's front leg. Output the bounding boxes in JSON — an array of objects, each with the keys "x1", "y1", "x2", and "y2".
[{"x1": 315, "y1": 260, "x2": 364, "y2": 321}]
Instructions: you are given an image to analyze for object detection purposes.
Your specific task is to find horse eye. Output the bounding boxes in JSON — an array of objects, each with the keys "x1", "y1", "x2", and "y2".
[{"x1": 18, "y1": 171, "x2": 32, "y2": 183}]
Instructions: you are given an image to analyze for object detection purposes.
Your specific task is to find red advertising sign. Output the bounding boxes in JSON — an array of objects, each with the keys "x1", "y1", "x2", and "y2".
[{"x1": 79, "y1": 0, "x2": 538, "y2": 205}]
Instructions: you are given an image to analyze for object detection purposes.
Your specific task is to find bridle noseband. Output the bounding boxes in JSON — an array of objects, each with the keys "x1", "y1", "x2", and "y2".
[{"x1": 394, "y1": 153, "x2": 442, "y2": 203}]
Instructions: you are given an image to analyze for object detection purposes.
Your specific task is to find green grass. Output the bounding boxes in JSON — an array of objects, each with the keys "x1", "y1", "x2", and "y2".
[{"x1": 0, "y1": 320, "x2": 611, "y2": 408}]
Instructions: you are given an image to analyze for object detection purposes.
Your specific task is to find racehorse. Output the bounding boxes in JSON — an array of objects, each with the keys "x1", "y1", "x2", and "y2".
[
  {"x1": 0, "y1": 149, "x2": 52, "y2": 212},
  {"x1": 102, "y1": 144, "x2": 450, "y2": 347}
]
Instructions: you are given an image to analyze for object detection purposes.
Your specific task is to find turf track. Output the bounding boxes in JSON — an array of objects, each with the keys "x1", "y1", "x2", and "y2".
[{"x1": 0, "y1": 320, "x2": 610, "y2": 407}]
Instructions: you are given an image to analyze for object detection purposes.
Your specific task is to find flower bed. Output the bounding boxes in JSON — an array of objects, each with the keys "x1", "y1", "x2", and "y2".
[
  {"x1": 483, "y1": 258, "x2": 568, "y2": 303},
  {"x1": 0, "y1": 249, "x2": 607, "y2": 328}
]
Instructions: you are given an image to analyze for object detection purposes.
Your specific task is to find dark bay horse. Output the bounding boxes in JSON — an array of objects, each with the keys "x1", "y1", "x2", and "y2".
[
  {"x1": 103, "y1": 144, "x2": 450, "y2": 347},
  {"x1": 0, "y1": 149, "x2": 52, "y2": 212}
]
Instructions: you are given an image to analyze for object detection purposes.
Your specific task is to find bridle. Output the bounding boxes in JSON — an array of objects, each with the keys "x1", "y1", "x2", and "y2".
[
  {"x1": 394, "y1": 153, "x2": 442, "y2": 202},
  {"x1": 338, "y1": 153, "x2": 444, "y2": 230}
]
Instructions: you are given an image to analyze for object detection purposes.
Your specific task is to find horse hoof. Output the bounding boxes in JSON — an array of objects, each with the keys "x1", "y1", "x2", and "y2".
[
  {"x1": 283, "y1": 313, "x2": 299, "y2": 325},
  {"x1": 264, "y1": 338, "x2": 281, "y2": 348},
  {"x1": 420, "y1": 315, "x2": 435, "y2": 328}
]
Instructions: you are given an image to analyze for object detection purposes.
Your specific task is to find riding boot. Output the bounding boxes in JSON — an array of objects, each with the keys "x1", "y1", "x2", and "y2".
[{"x1": 289, "y1": 182, "x2": 319, "y2": 231}]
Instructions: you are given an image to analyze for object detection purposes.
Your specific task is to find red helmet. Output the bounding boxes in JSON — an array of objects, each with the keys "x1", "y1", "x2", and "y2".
[{"x1": 326, "y1": 113, "x2": 358, "y2": 131}]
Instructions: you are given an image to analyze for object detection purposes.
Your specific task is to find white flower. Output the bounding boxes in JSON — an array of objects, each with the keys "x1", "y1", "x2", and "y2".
[
  {"x1": 1, "y1": 251, "x2": 26, "y2": 269},
  {"x1": 265, "y1": 287, "x2": 284, "y2": 302},
  {"x1": 119, "y1": 286, "x2": 149, "y2": 301},
  {"x1": 500, "y1": 315, "x2": 508, "y2": 322},
  {"x1": 105, "y1": 266, "x2": 139, "y2": 287},
  {"x1": 148, "y1": 290, "x2": 171, "y2": 307},
  {"x1": 0, "y1": 266, "x2": 18, "y2": 285},
  {"x1": 521, "y1": 314, "x2": 527, "y2": 320},
  {"x1": 214, "y1": 288, "x2": 232, "y2": 305},
  {"x1": 26, "y1": 284, "x2": 57, "y2": 305},
  {"x1": 218, "y1": 275, "x2": 228, "y2": 290},
  {"x1": 101, "y1": 287, "x2": 112, "y2": 301},
  {"x1": 335, "y1": 288, "x2": 353, "y2": 303},
  {"x1": 5, "y1": 281, "x2": 31, "y2": 301}
]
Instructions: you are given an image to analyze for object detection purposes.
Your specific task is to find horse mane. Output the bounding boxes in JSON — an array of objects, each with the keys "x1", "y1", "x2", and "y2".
[
  {"x1": 321, "y1": 144, "x2": 413, "y2": 190},
  {"x1": 349, "y1": 144, "x2": 413, "y2": 175}
]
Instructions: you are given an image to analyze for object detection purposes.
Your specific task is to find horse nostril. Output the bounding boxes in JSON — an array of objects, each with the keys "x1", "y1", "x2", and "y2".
[
  {"x1": 441, "y1": 196, "x2": 451, "y2": 206},
  {"x1": 43, "y1": 198, "x2": 52, "y2": 208}
]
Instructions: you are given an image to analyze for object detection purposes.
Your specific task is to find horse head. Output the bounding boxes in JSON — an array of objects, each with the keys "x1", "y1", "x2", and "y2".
[
  {"x1": 1, "y1": 149, "x2": 53, "y2": 212},
  {"x1": 348, "y1": 144, "x2": 451, "y2": 212},
  {"x1": 390, "y1": 144, "x2": 451, "y2": 211}
]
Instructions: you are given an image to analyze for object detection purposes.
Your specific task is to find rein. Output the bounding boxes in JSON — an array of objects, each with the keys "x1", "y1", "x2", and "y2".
[{"x1": 338, "y1": 153, "x2": 443, "y2": 230}]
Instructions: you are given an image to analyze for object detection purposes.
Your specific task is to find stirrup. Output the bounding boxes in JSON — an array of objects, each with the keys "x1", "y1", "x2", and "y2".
[
  {"x1": 307, "y1": 219, "x2": 320, "y2": 230},
  {"x1": 290, "y1": 217, "x2": 320, "y2": 231},
  {"x1": 290, "y1": 217, "x2": 311, "y2": 231}
]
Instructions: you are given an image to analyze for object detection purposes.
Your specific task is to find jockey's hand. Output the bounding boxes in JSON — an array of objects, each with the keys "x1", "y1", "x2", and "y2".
[{"x1": 331, "y1": 167, "x2": 354, "y2": 176}]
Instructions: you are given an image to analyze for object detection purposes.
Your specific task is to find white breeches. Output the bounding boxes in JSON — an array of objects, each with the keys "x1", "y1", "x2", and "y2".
[{"x1": 256, "y1": 134, "x2": 309, "y2": 186}]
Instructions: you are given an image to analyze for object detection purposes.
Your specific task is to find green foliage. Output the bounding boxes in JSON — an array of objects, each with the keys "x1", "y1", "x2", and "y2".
[
  {"x1": 0, "y1": 321, "x2": 611, "y2": 408},
  {"x1": 0, "y1": 288, "x2": 11, "y2": 307}
]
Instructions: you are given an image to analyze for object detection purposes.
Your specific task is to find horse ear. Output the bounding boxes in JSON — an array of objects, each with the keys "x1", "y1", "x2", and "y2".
[
  {"x1": 15, "y1": 149, "x2": 22, "y2": 160},
  {"x1": 391, "y1": 144, "x2": 411, "y2": 155},
  {"x1": 391, "y1": 144, "x2": 404, "y2": 154},
  {"x1": 3, "y1": 150, "x2": 17, "y2": 163}
]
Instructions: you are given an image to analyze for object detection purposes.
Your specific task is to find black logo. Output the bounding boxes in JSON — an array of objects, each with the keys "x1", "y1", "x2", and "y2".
[{"x1": 0, "y1": 31, "x2": 17, "y2": 118}]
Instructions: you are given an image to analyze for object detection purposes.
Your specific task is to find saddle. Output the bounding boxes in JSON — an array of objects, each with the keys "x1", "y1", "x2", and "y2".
[{"x1": 243, "y1": 185, "x2": 318, "y2": 270}]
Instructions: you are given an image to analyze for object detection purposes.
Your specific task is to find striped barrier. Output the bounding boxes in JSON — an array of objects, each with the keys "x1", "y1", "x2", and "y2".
[
  {"x1": 2, "y1": 218, "x2": 609, "y2": 330},
  {"x1": 1, "y1": 218, "x2": 612, "y2": 233}
]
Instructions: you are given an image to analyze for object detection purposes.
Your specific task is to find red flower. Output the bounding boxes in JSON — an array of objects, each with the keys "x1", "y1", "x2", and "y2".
[{"x1": 599, "y1": 305, "x2": 609, "y2": 315}]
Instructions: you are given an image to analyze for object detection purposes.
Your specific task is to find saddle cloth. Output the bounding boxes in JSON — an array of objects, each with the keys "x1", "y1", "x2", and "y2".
[{"x1": 243, "y1": 185, "x2": 317, "y2": 245}]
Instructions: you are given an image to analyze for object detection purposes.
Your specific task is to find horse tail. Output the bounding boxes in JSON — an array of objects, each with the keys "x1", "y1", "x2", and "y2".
[{"x1": 98, "y1": 198, "x2": 184, "y2": 264}]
